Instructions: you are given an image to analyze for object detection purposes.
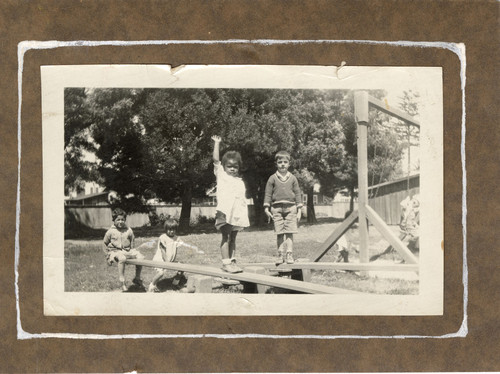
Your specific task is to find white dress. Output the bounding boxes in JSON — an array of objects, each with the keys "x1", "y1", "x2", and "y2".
[
  {"x1": 152, "y1": 234, "x2": 183, "y2": 272},
  {"x1": 214, "y1": 161, "x2": 250, "y2": 228}
]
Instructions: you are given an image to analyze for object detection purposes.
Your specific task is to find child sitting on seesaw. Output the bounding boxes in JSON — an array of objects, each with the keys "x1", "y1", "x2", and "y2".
[
  {"x1": 398, "y1": 194, "x2": 420, "y2": 253},
  {"x1": 369, "y1": 195, "x2": 420, "y2": 262},
  {"x1": 264, "y1": 150, "x2": 303, "y2": 264},
  {"x1": 103, "y1": 208, "x2": 144, "y2": 291},
  {"x1": 148, "y1": 217, "x2": 198, "y2": 292},
  {"x1": 211, "y1": 135, "x2": 250, "y2": 273}
]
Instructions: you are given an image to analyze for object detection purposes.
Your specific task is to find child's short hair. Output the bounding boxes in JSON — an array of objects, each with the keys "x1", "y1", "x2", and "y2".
[
  {"x1": 111, "y1": 208, "x2": 127, "y2": 221},
  {"x1": 164, "y1": 218, "x2": 179, "y2": 231},
  {"x1": 275, "y1": 150, "x2": 291, "y2": 162},
  {"x1": 221, "y1": 151, "x2": 242, "y2": 168}
]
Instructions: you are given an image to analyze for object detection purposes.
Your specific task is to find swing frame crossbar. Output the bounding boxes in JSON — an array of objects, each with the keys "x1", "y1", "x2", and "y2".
[
  {"x1": 367, "y1": 96, "x2": 420, "y2": 128},
  {"x1": 311, "y1": 91, "x2": 419, "y2": 268}
]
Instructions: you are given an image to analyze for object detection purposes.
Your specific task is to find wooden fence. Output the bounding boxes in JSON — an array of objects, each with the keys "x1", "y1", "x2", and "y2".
[
  {"x1": 65, "y1": 202, "x2": 353, "y2": 229},
  {"x1": 65, "y1": 205, "x2": 218, "y2": 229},
  {"x1": 368, "y1": 187, "x2": 419, "y2": 225},
  {"x1": 65, "y1": 177, "x2": 418, "y2": 229},
  {"x1": 368, "y1": 175, "x2": 420, "y2": 225}
]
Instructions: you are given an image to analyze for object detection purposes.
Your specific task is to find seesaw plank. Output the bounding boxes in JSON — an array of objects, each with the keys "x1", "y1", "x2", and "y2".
[
  {"x1": 239, "y1": 262, "x2": 419, "y2": 272},
  {"x1": 126, "y1": 259, "x2": 360, "y2": 294}
]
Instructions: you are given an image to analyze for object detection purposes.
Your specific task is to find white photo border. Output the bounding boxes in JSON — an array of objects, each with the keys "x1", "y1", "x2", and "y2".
[{"x1": 17, "y1": 39, "x2": 466, "y2": 340}]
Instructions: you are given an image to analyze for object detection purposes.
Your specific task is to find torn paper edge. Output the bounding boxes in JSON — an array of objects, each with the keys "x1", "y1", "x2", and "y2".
[{"x1": 15, "y1": 39, "x2": 467, "y2": 340}]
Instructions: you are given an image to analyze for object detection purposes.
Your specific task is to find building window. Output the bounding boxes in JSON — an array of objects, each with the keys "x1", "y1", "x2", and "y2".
[
  {"x1": 313, "y1": 195, "x2": 318, "y2": 205},
  {"x1": 303, "y1": 195, "x2": 307, "y2": 204}
]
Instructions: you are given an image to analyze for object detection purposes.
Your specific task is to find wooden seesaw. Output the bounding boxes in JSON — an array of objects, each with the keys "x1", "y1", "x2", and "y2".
[{"x1": 126, "y1": 259, "x2": 361, "y2": 294}]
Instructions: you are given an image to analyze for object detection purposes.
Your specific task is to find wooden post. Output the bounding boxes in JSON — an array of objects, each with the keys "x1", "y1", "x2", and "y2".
[
  {"x1": 291, "y1": 258, "x2": 312, "y2": 282},
  {"x1": 354, "y1": 91, "x2": 370, "y2": 265},
  {"x1": 242, "y1": 266, "x2": 268, "y2": 293},
  {"x1": 185, "y1": 274, "x2": 212, "y2": 293}
]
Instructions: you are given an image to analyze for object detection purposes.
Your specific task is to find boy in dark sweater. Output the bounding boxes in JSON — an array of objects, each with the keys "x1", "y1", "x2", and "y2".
[{"x1": 264, "y1": 151, "x2": 303, "y2": 264}]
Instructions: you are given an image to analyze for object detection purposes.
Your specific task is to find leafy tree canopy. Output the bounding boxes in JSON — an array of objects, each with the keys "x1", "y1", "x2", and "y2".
[
  {"x1": 64, "y1": 88, "x2": 98, "y2": 195},
  {"x1": 65, "y1": 87, "x2": 412, "y2": 227}
]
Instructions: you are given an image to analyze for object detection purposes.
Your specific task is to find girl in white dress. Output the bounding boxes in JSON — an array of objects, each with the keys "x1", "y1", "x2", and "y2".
[{"x1": 211, "y1": 135, "x2": 250, "y2": 273}]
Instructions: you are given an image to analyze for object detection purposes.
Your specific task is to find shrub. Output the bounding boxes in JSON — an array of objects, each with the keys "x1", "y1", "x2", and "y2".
[{"x1": 197, "y1": 215, "x2": 215, "y2": 224}]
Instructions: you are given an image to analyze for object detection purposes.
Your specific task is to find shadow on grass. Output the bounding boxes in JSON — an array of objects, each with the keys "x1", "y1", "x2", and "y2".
[
  {"x1": 155, "y1": 275, "x2": 188, "y2": 292},
  {"x1": 64, "y1": 225, "x2": 108, "y2": 241},
  {"x1": 124, "y1": 283, "x2": 147, "y2": 293}
]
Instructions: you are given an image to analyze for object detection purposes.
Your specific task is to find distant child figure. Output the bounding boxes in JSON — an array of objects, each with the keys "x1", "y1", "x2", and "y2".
[
  {"x1": 148, "y1": 218, "x2": 191, "y2": 292},
  {"x1": 335, "y1": 211, "x2": 359, "y2": 263},
  {"x1": 399, "y1": 194, "x2": 420, "y2": 252},
  {"x1": 211, "y1": 135, "x2": 250, "y2": 273},
  {"x1": 370, "y1": 195, "x2": 420, "y2": 262},
  {"x1": 103, "y1": 208, "x2": 144, "y2": 291},
  {"x1": 264, "y1": 151, "x2": 303, "y2": 264}
]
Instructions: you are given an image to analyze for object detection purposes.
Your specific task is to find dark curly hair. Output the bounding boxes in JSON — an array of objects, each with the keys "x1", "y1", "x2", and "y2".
[
  {"x1": 111, "y1": 208, "x2": 127, "y2": 221},
  {"x1": 221, "y1": 151, "x2": 243, "y2": 169}
]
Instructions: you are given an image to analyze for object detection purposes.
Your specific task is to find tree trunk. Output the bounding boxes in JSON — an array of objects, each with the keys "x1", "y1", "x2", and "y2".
[
  {"x1": 252, "y1": 183, "x2": 268, "y2": 227},
  {"x1": 252, "y1": 194, "x2": 264, "y2": 226},
  {"x1": 349, "y1": 184, "x2": 355, "y2": 212},
  {"x1": 306, "y1": 188, "x2": 317, "y2": 224},
  {"x1": 179, "y1": 182, "x2": 192, "y2": 233}
]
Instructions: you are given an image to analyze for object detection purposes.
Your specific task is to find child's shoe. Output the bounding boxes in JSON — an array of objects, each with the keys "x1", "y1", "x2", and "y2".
[
  {"x1": 121, "y1": 282, "x2": 128, "y2": 292},
  {"x1": 132, "y1": 277, "x2": 144, "y2": 288},
  {"x1": 286, "y1": 252, "x2": 294, "y2": 264},
  {"x1": 230, "y1": 260, "x2": 243, "y2": 273},
  {"x1": 148, "y1": 283, "x2": 159, "y2": 292},
  {"x1": 221, "y1": 263, "x2": 234, "y2": 273},
  {"x1": 106, "y1": 255, "x2": 115, "y2": 266},
  {"x1": 340, "y1": 249, "x2": 349, "y2": 263},
  {"x1": 222, "y1": 263, "x2": 242, "y2": 274},
  {"x1": 172, "y1": 271, "x2": 186, "y2": 288},
  {"x1": 275, "y1": 252, "x2": 285, "y2": 265}
]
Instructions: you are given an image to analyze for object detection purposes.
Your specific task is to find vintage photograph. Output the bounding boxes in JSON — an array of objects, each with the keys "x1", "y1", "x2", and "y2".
[{"x1": 42, "y1": 65, "x2": 443, "y2": 316}]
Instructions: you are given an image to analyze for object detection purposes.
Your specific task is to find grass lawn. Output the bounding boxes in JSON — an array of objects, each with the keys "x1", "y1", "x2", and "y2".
[{"x1": 65, "y1": 220, "x2": 418, "y2": 294}]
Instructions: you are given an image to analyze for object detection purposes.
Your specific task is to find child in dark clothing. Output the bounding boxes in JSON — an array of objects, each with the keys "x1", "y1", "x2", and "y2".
[{"x1": 263, "y1": 151, "x2": 303, "y2": 264}]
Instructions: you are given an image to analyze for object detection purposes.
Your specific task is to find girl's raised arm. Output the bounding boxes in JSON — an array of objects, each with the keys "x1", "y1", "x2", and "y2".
[{"x1": 211, "y1": 135, "x2": 221, "y2": 162}]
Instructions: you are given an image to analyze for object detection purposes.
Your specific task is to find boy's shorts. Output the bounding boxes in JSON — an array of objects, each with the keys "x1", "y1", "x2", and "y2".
[
  {"x1": 271, "y1": 203, "x2": 298, "y2": 234},
  {"x1": 215, "y1": 211, "x2": 243, "y2": 232},
  {"x1": 106, "y1": 248, "x2": 144, "y2": 264}
]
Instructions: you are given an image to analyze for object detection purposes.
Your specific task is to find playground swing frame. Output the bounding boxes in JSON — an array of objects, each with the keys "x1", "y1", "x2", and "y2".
[{"x1": 311, "y1": 91, "x2": 420, "y2": 267}]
